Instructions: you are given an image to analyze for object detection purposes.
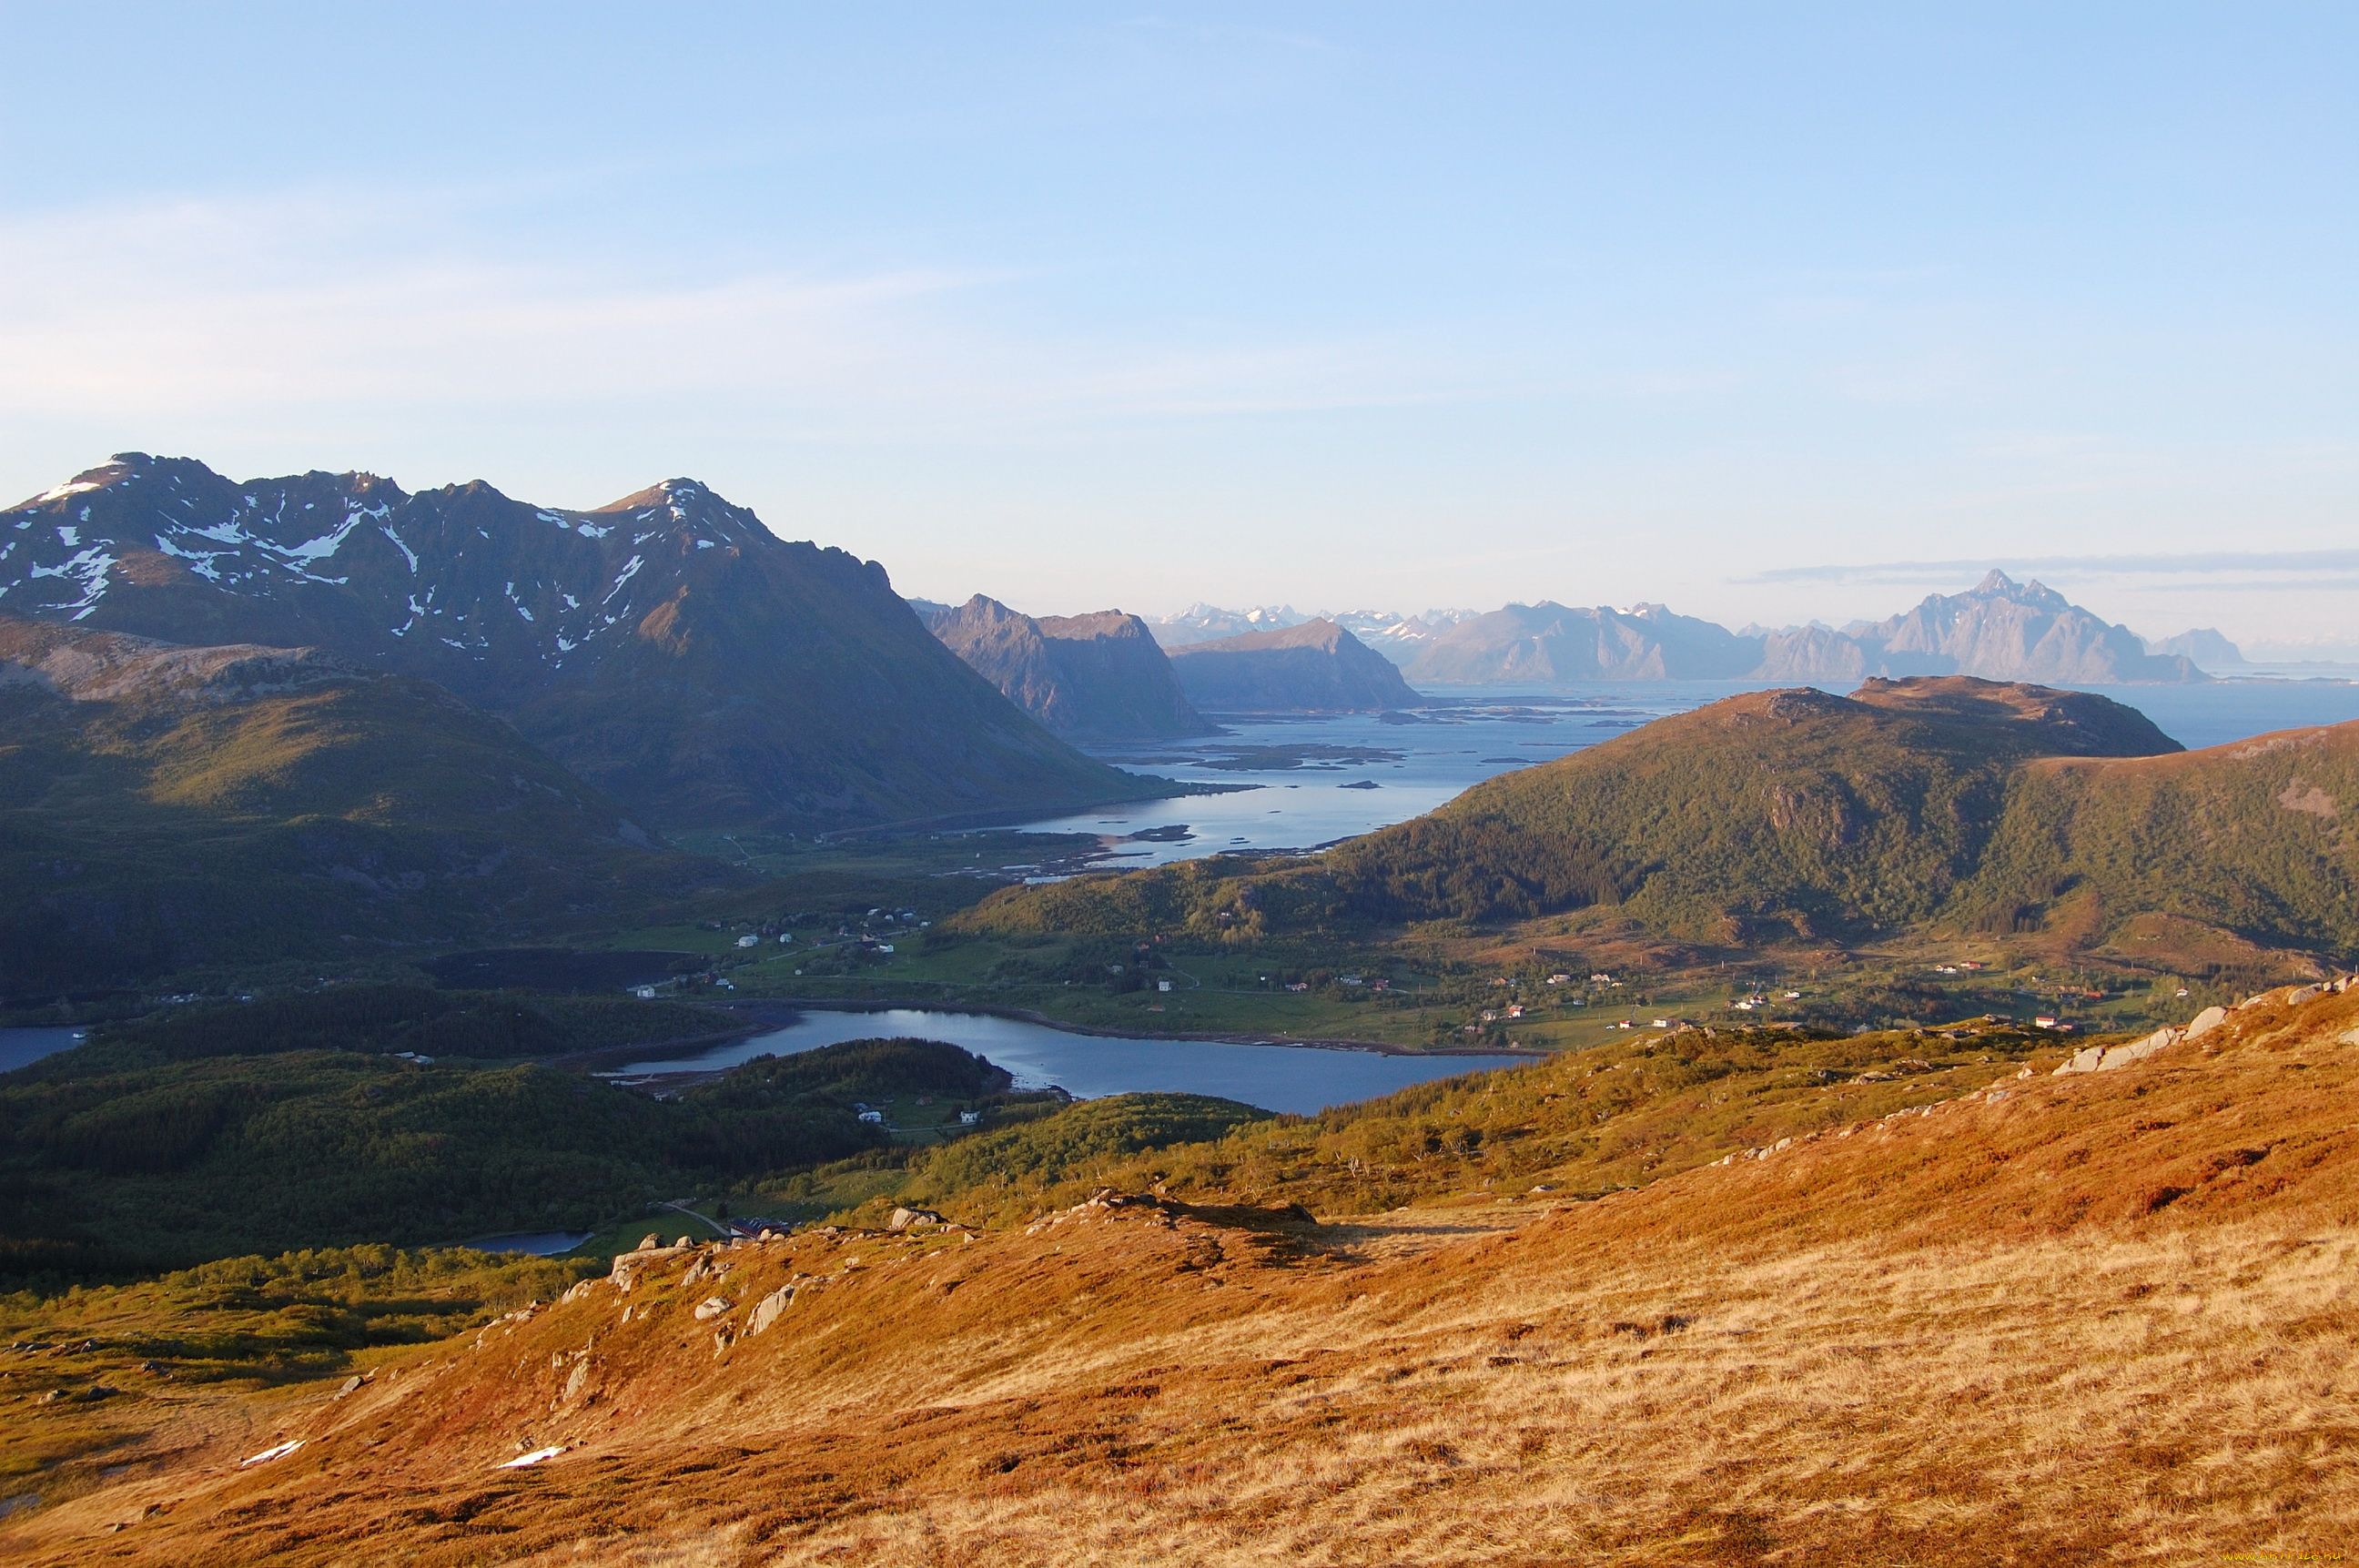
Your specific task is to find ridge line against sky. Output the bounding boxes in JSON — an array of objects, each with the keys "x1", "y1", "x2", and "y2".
[{"x1": 0, "y1": 4, "x2": 2352, "y2": 651}]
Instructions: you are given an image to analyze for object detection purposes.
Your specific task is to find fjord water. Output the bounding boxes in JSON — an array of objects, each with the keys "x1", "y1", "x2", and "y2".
[
  {"x1": 2078, "y1": 681, "x2": 2359, "y2": 751},
  {"x1": 1011, "y1": 679, "x2": 2359, "y2": 869},
  {"x1": 609, "y1": 1007, "x2": 1527, "y2": 1116},
  {"x1": 1016, "y1": 683, "x2": 1757, "y2": 867}
]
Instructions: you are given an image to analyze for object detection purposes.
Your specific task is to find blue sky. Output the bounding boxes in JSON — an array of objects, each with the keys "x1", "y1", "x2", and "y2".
[{"x1": 2, "y1": 5, "x2": 2353, "y2": 650}]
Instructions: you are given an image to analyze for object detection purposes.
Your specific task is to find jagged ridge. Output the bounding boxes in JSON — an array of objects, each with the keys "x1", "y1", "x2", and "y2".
[
  {"x1": 922, "y1": 595, "x2": 1213, "y2": 741},
  {"x1": 1406, "y1": 572, "x2": 2205, "y2": 686},
  {"x1": 0, "y1": 455, "x2": 1168, "y2": 831}
]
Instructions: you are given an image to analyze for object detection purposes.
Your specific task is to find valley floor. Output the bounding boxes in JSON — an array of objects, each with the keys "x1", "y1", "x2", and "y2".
[{"x1": 8, "y1": 987, "x2": 2359, "y2": 1564}]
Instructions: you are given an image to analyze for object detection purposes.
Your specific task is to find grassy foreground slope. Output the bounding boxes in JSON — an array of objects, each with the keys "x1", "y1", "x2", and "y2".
[
  {"x1": 11, "y1": 986, "x2": 2359, "y2": 1563},
  {"x1": 957, "y1": 677, "x2": 2359, "y2": 964},
  {"x1": 791, "y1": 1017, "x2": 2062, "y2": 1229}
]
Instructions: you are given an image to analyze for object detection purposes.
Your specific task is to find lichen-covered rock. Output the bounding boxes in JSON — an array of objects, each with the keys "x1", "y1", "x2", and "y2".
[
  {"x1": 2054, "y1": 1045, "x2": 2109, "y2": 1076},
  {"x1": 749, "y1": 1287, "x2": 796, "y2": 1336}
]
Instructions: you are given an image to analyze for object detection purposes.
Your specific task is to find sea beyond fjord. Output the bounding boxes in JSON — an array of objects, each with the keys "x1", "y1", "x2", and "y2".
[{"x1": 1009, "y1": 678, "x2": 2359, "y2": 870}]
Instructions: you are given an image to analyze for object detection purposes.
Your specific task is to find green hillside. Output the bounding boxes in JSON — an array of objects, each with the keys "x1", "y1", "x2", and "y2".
[
  {"x1": 799, "y1": 1017, "x2": 2060, "y2": 1232},
  {"x1": 0, "y1": 616, "x2": 738, "y2": 997},
  {"x1": 954, "y1": 678, "x2": 2359, "y2": 964}
]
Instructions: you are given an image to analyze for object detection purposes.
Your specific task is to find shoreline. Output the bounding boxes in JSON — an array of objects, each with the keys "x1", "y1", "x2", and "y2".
[
  {"x1": 810, "y1": 778, "x2": 1250, "y2": 842},
  {"x1": 556, "y1": 995, "x2": 1543, "y2": 1079},
  {"x1": 689, "y1": 995, "x2": 1544, "y2": 1061}
]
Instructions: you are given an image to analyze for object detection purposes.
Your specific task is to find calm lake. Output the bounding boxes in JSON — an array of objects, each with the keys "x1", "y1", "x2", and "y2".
[
  {"x1": 0, "y1": 1027, "x2": 84, "y2": 1073},
  {"x1": 463, "y1": 1230, "x2": 596, "y2": 1256},
  {"x1": 1008, "y1": 678, "x2": 2359, "y2": 868},
  {"x1": 2, "y1": 1014, "x2": 1523, "y2": 1118},
  {"x1": 606, "y1": 1007, "x2": 1528, "y2": 1116}
]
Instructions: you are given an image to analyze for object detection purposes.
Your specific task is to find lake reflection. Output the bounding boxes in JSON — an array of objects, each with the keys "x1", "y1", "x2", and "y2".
[{"x1": 607, "y1": 1007, "x2": 1528, "y2": 1117}]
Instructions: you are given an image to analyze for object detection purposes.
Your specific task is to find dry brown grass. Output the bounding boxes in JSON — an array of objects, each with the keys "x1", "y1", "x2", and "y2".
[{"x1": 12, "y1": 988, "x2": 2359, "y2": 1565}]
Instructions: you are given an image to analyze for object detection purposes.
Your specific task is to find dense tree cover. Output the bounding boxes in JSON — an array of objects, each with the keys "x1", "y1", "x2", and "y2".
[
  {"x1": 0, "y1": 1037, "x2": 997, "y2": 1285},
  {"x1": 686, "y1": 1037, "x2": 1011, "y2": 1109},
  {"x1": 63, "y1": 986, "x2": 732, "y2": 1070},
  {"x1": 0, "y1": 1242, "x2": 597, "y2": 1388}
]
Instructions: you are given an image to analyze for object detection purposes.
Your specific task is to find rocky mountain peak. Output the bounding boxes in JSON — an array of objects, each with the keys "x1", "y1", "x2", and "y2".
[
  {"x1": 0, "y1": 455, "x2": 1162, "y2": 830},
  {"x1": 926, "y1": 594, "x2": 1211, "y2": 740},
  {"x1": 1960, "y1": 569, "x2": 2072, "y2": 611},
  {"x1": 1165, "y1": 617, "x2": 1417, "y2": 712}
]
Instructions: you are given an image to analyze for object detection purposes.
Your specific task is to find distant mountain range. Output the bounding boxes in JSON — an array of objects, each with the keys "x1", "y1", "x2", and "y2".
[
  {"x1": 1744, "y1": 572, "x2": 2208, "y2": 686},
  {"x1": 0, "y1": 455, "x2": 1167, "y2": 832},
  {"x1": 1153, "y1": 573, "x2": 2215, "y2": 686},
  {"x1": 1164, "y1": 619, "x2": 1419, "y2": 712},
  {"x1": 1145, "y1": 603, "x2": 1479, "y2": 663},
  {"x1": 2147, "y1": 627, "x2": 2247, "y2": 666},
  {"x1": 1407, "y1": 601, "x2": 1762, "y2": 682},
  {"x1": 916, "y1": 595, "x2": 1212, "y2": 741}
]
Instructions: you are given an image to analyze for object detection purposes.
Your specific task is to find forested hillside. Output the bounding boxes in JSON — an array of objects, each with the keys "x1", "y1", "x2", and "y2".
[{"x1": 956, "y1": 678, "x2": 2359, "y2": 963}]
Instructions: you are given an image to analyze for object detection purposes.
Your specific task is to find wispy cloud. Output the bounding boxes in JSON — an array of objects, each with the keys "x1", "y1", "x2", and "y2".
[
  {"x1": 1739, "y1": 551, "x2": 2359, "y2": 587},
  {"x1": 0, "y1": 187, "x2": 1507, "y2": 441}
]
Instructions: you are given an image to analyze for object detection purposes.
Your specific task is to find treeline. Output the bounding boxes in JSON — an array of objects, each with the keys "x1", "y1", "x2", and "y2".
[
  {"x1": 4, "y1": 1243, "x2": 599, "y2": 1388},
  {"x1": 66, "y1": 986, "x2": 734, "y2": 1070}
]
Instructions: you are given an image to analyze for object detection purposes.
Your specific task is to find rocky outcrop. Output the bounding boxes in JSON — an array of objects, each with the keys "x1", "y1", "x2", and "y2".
[
  {"x1": 0, "y1": 617, "x2": 363, "y2": 705},
  {"x1": 1847, "y1": 675, "x2": 2184, "y2": 757},
  {"x1": 924, "y1": 595, "x2": 1212, "y2": 740},
  {"x1": 2054, "y1": 986, "x2": 2348, "y2": 1076},
  {"x1": 2053, "y1": 1027, "x2": 2185, "y2": 1075},
  {"x1": 748, "y1": 1286, "x2": 795, "y2": 1335},
  {"x1": 1166, "y1": 619, "x2": 1421, "y2": 713}
]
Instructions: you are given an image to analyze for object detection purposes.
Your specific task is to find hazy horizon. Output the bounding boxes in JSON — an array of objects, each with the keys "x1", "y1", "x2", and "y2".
[{"x1": 3, "y1": 5, "x2": 2351, "y2": 653}]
